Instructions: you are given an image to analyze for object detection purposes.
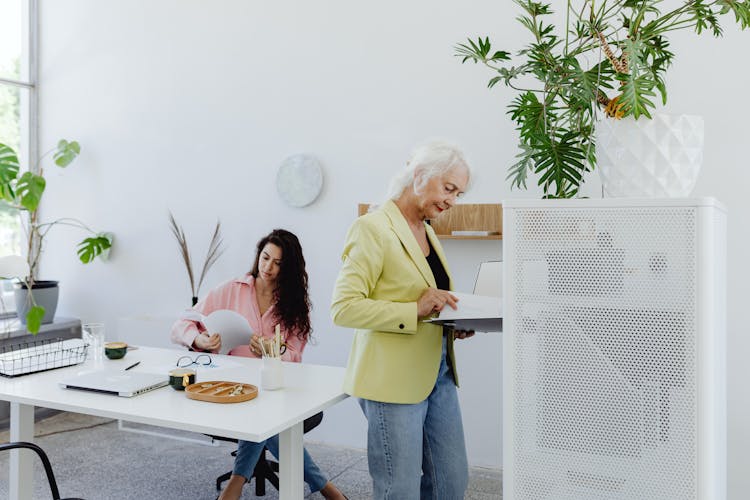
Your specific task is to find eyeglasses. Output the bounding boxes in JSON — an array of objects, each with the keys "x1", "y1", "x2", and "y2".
[{"x1": 176, "y1": 354, "x2": 212, "y2": 368}]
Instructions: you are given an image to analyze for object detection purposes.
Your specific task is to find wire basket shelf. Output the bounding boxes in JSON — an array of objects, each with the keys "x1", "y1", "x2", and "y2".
[{"x1": 0, "y1": 337, "x2": 88, "y2": 377}]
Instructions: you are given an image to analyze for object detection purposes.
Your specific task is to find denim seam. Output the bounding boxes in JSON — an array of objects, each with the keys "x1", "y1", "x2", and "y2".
[
  {"x1": 377, "y1": 401, "x2": 394, "y2": 499},
  {"x1": 422, "y1": 425, "x2": 438, "y2": 500}
]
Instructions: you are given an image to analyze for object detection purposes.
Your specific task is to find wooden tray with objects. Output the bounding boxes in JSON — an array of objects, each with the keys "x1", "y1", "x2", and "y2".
[{"x1": 185, "y1": 381, "x2": 258, "y2": 403}]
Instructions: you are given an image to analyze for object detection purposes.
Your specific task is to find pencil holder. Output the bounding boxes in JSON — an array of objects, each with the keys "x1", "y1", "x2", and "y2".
[{"x1": 260, "y1": 357, "x2": 284, "y2": 391}]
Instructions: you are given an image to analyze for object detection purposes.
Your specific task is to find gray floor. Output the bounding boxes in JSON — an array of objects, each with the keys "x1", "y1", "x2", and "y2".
[{"x1": 0, "y1": 411, "x2": 502, "y2": 499}]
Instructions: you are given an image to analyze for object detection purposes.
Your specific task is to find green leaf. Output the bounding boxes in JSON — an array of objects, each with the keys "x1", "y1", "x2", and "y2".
[
  {"x1": 531, "y1": 131, "x2": 587, "y2": 198},
  {"x1": 26, "y1": 306, "x2": 45, "y2": 334},
  {"x1": 507, "y1": 91, "x2": 555, "y2": 148},
  {"x1": 16, "y1": 171, "x2": 46, "y2": 211},
  {"x1": 488, "y1": 76, "x2": 503, "y2": 88},
  {"x1": 506, "y1": 143, "x2": 535, "y2": 190},
  {"x1": 53, "y1": 139, "x2": 81, "y2": 167},
  {"x1": 0, "y1": 143, "x2": 20, "y2": 185},
  {"x1": 618, "y1": 73, "x2": 656, "y2": 119},
  {"x1": 0, "y1": 183, "x2": 15, "y2": 202},
  {"x1": 77, "y1": 235, "x2": 113, "y2": 263},
  {"x1": 491, "y1": 50, "x2": 511, "y2": 61}
]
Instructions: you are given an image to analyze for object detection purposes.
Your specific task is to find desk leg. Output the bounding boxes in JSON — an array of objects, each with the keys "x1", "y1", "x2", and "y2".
[
  {"x1": 10, "y1": 402, "x2": 35, "y2": 500},
  {"x1": 278, "y1": 421, "x2": 304, "y2": 500}
]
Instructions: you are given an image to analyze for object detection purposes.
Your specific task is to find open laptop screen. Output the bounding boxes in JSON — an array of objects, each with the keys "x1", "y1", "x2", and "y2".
[{"x1": 473, "y1": 261, "x2": 502, "y2": 298}]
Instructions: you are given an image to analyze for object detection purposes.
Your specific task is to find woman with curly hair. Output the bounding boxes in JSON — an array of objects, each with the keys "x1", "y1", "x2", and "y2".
[{"x1": 171, "y1": 228, "x2": 346, "y2": 500}]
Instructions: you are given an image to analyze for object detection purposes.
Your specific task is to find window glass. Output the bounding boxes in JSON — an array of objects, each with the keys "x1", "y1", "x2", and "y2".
[
  {"x1": 0, "y1": 83, "x2": 23, "y2": 313},
  {"x1": 0, "y1": 0, "x2": 25, "y2": 81},
  {"x1": 0, "y1": 84, "x2": 22, "y2": 152},
  {"x1": 0, "y1": 0, "x2": 30, "y2": 316},
  {"x1": 0, "y1": 83, "x2": 25, "y2": 261}
]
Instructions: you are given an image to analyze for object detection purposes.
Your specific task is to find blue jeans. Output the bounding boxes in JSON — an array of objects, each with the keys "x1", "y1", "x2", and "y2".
[
  {"x1": 233, "y1": 434, "x2": 328, "y2": 493},
  {"x1": 359, "y1": 334, "x2": 469, "y2": 500}
]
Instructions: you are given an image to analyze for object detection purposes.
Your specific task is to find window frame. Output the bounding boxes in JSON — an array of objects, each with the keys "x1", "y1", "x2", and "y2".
[{"x1": 0, "y1": 0, "x2": 38, "y2": 319}]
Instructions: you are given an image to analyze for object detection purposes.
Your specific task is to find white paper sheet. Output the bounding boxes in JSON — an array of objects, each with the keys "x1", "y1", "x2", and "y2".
[
  {"x1": 201, "y1": 309, "x2": 254, "y2": 355},
  {"x1": 423, "y1": 292, "x2": 503, "y2": 332}
]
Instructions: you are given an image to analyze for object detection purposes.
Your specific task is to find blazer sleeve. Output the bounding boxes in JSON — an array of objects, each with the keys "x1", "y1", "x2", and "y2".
[{"x1": 330, "y1": 217, "x2": 418, "y2": 334}]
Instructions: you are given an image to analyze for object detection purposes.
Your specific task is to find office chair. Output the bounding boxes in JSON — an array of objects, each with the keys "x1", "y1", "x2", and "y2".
[
  {"x1": 0, "y1": 441, "x2": 84, "y2": 500},
  {"x1": 214, "y1": 411, "x2": 324, "y2": 496}
]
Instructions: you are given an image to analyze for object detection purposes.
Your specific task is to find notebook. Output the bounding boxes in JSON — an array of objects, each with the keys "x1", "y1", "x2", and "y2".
[
  {"x1": 59, "y1": 369, "x2": 168, "y2": 397},
  {"x1": 424, "y1": 261, "x2": 503, "y2": 332}
]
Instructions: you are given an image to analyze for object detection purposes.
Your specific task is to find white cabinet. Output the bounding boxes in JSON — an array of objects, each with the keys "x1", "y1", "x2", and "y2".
[{"x1": 503, "y1": 198, "x2": 726, "y2": 500}]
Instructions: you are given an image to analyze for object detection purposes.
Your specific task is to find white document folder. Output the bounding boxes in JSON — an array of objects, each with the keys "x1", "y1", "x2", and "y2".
[
  {"x1": 424, "y1": 292, "x2": 503, "y2": 332},
  {"x1": 423, "y1": 261, "x2": 504, "y2": 332}
]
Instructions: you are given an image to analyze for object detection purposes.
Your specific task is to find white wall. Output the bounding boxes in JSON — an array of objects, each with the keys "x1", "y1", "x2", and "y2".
[{"x1": 36, "y1": 0, "x2": 750, "y2": 492}]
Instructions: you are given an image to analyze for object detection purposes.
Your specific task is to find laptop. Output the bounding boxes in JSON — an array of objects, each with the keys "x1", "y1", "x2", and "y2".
[
  {"x1": 424, "y1": 261, "x2": 503, "y2": 332},
  {"x1": 473, "y1": 260, "x2": 502, "y2": 298},
  {"x1": 59, "y1": 369, "x2": 168, "y2": 397}
]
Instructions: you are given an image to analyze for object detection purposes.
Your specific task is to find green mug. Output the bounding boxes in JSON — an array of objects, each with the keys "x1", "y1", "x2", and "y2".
[
  {"x1": 104, "y1": 342, "x2": 128, "y2": 360},
  {"x1": 168, "y1": 368, "x2": 196, "y2": 391}
]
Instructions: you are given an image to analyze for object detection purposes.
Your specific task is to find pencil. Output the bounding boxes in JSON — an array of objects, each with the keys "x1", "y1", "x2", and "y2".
[{"x1": 275, "y1": 324, "x2": 281, "y2": 358}]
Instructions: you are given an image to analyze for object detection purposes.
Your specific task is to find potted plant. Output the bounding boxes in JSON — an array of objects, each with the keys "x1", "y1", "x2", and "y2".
[
  {"x1": 0, "y1": 139, "x2": 113, "y2": 333},
  {"x1": 456, "y1": 0, "x2": 750, "y2": 198}
]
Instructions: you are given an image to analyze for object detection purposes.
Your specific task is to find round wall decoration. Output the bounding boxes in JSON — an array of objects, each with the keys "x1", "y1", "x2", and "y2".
[{"x1": 275, "y1": 154, "x2": 324, "y2": 208}]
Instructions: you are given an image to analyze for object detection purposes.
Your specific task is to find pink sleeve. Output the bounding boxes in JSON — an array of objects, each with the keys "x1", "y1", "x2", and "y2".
[
  {"x1": 281, "y1": 327, "x2": 307, "y2": 363},
  {"x1": 169, "y1": 309, "x2": 205, "y2": 349},
  {"x1": 169, "y1": 281, "x2": 235, "y2": 351}
]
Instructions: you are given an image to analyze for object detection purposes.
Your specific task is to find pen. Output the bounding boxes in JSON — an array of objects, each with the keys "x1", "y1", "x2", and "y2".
[{"x1": 124, "y1": 361, "x2": 140, "y2": 371}]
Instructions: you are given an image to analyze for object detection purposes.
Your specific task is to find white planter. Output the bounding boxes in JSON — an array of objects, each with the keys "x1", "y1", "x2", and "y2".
[{"x1": 596, "y1": 114, "x2": 704, "y2": 197}]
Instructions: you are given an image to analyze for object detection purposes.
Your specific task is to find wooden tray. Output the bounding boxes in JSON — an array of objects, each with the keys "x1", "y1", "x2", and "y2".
[{"x1": 184, "y1": 381, "x2": 258, "y2": 403}]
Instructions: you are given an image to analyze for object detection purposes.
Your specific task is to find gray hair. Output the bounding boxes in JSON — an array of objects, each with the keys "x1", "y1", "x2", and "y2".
[{"x1": 386, "y1": 140, "x2": 471, "y2": 200}]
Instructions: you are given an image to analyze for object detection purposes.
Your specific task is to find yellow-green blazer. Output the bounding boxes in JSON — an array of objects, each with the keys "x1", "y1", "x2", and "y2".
[{"x1": 331, "y1": 200, "x2": 458, "y2": 404}]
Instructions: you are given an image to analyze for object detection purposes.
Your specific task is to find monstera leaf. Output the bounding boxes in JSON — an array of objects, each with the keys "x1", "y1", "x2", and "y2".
[
  {"x1": 53, "y1": 140, "x2": 81, "y2": 167},
  {"x1": 15, "y1": 172, "x2": 46, "y2": 211},
  {"x1": 77, "y1": 234, "x2": 113, "y2": 264}
]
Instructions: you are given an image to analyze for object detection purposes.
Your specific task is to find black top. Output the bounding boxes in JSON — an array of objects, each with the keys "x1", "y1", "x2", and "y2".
[{"x1": 425, "y1": 238, "x2": 449, "y2": 291}]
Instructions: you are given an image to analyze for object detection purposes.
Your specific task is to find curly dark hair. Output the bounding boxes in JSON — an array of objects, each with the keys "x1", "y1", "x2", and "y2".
[{"x1": 250, "y1": 229, "x2": 312, "y2": 341}]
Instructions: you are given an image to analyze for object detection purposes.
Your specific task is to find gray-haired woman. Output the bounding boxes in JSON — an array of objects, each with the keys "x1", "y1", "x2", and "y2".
[{"x1": 332, "y1": 140, "x2": 475, "y2": 499}]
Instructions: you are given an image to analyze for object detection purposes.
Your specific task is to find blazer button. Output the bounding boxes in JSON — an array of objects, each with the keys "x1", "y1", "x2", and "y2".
[{"x1": 399, "y1": 323, "x2": 405, "y2": 329}]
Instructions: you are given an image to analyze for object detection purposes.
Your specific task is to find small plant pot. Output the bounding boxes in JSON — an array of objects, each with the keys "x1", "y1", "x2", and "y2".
[{"x1": 13, "y1": 281, "x2": 59, "y2": 325}]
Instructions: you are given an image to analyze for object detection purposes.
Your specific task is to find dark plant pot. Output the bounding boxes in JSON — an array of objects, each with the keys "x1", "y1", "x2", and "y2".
[{"x1": 13, "y1": 280, "x2": 59, "y2": 325}]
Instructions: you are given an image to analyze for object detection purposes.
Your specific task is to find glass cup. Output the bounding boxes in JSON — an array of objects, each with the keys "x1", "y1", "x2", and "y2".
[{"x1": 82, "y1": 323, "x2": 105, "y2": 364}]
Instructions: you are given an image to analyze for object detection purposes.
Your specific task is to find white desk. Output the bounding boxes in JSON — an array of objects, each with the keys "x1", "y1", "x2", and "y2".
[{"x1": 0, "y1": 346, "x2": 348, "y2": 499}]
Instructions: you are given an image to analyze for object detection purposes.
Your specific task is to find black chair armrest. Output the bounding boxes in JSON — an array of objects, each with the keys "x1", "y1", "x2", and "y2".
[{"x1": 0, "y1": 441, "x2": 84, "y2": 500}]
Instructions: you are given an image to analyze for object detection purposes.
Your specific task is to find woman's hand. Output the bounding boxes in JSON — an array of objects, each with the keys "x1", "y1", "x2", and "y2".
[
  {"x1": 454, "y1": 329, "x2": 475, "y2": 340},
  {"x1": 249, "y1": 335, "x2": 273, "y2": 356},
  {"x1": 193, "y1": 332, "x2": 222, "y2": 352},
  {"x1": 417, "y1": 288, "x2": 459, "y2": 319}
]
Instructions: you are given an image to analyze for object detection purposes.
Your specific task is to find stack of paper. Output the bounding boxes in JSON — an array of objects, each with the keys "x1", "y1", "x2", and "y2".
[{"x1": 423, "y1": 292, "x2": 503, "y2": 332}]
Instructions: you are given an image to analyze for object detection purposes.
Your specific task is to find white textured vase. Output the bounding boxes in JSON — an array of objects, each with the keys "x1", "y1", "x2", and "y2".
[{"x1": 596, "y1": 114, "x2": 704, "y2": 197}]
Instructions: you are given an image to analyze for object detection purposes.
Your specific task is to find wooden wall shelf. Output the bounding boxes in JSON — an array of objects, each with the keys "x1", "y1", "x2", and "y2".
[{"x1": 357, "y1": 203, "x2": 502, "y2": 240}]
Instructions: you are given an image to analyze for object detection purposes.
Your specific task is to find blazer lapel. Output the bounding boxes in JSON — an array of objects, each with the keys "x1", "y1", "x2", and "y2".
[{"x1": 382, "y1": 200, "x2": 436, "y2": 288}]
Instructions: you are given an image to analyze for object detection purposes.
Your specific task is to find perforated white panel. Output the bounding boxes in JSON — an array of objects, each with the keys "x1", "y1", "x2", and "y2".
[{"x1": 507, "y1": 206, "x2": 700, "y2": 499}]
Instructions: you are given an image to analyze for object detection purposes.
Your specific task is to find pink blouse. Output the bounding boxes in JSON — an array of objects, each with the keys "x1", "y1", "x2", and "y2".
[{"x1": 169, "y1": 274, "x2": 306, "y2": 362}]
